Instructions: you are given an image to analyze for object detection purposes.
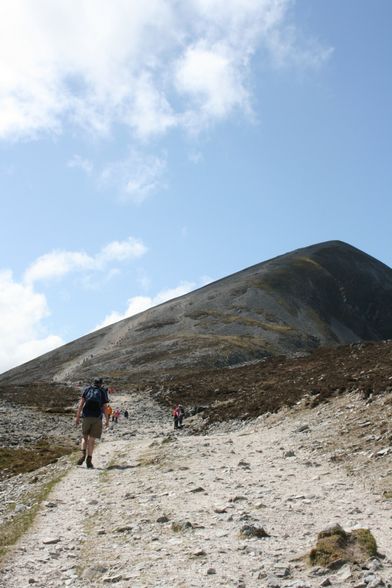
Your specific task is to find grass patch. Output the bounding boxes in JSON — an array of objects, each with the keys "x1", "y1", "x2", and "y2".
[
  {"x1": 137, "y1": 445, "x2": 168, "y2": 468},
  {"x1": 0, "y1": 439, "x2": 74, "y2": 481},
  {"x1": 0, "y1": 383, "x2": 79, "y2": 413},
  {"x1": 295, "y1": 256, "x2": 324, "y2": 270},
  {"x1": 308, "y1": 525, "x2": 377, "y2": 567},
  {"x1": 219, "y1": 315, "x2": 292, "y2": 332},
  {"x1": 185, "y1": 308, "x2": 293, "y2": 332},
  {"x1": 137, "y1": 451, "x2": 162, "y2": 467},
  {"x1": 0, "y1": 468, "x2": 69, "y2": 559},
  {"x1": 75, "y1": 513, "x2": 97, "y2": 580},
  {"x1": 134, "y1": 318, "x2": 178, "y2": 331}
]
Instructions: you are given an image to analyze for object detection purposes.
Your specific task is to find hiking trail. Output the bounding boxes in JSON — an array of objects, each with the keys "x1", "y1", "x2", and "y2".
[{"x1": 0, "y1": 392, "x2": 391, "y2": 588}]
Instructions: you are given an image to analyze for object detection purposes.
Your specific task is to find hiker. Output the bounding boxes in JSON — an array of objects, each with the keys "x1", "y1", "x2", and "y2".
[
  {"x1": 173, "y1": 404, "x2": 185, "y2": 429},
  {"x1": 114, "y1": 408, "x2": 120, "y2": 423},
  {"x1": 123, "y1": 409, "x2": 129, "y2": 419},
  {"x1": 75, "y1": 377, "x2": 110, "y2": 468},
  {"x1": 178, "y1": 404, "x2": 185, "y2": 428},
  {"x1": 106, "y1": 404, "x2": 113, "y2": 421}
]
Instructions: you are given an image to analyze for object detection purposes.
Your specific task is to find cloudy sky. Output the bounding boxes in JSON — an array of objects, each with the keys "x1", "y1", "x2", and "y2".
[{"x1": 1, "y1": 0, "x2": 391, "y2": 373}]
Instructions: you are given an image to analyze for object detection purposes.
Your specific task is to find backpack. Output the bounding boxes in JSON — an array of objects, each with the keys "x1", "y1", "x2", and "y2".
[{"x1": 84, "y1": 386, "x2": 103, "y2": 411}]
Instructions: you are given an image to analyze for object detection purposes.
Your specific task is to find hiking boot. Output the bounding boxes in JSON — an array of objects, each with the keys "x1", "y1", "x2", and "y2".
[
  {"x1": 86, "y1": 456, "x2": 94, "y2": 469},
  {"x1": 77, "y1": 451, "x2": 86, "y2": 465}
]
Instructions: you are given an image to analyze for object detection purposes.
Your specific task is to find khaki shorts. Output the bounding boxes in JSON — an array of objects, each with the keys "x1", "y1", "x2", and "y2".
[{"x1": 82, "y1": 416, "x2": 103, "y2": 439}]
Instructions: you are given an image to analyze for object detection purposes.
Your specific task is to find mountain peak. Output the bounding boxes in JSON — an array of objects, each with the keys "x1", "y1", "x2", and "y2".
[{"x1": 1, "y1": 241, "x2": 391, "y2": 385}]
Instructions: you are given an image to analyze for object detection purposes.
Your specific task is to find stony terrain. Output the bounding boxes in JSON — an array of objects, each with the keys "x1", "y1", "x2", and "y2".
[
  {"x1": 1, "y1": 324, "x2": 392, "y2": 586},
  {"x1": 0, "y1": 380, "x2": 391, "y2": 587}
]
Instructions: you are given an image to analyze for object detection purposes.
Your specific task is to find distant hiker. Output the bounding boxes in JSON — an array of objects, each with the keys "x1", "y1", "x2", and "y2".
[
  {"x1": 114, "y1": 408, "x2": 120, "y2": 423},
  {"x1": 124, "y1": 409, "x2": 129, "y2": 419},
  {"x1": 173, "y1": 404, "x2": 185, "y2": 429},
  {"x1": 106, "y1": 405, "x2": 113, "y2": 421},
  {"x1": 75, "y1": 377, "x2": 110, "y2": 468},
  {"x1": 178, "y1": 404, "x2": 185, "y2": 427}
]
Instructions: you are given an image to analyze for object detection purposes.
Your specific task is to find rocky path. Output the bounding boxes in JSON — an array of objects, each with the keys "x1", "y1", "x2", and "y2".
[{"x1": 0, "y1": 394, "x2": 391, "y2": 588}]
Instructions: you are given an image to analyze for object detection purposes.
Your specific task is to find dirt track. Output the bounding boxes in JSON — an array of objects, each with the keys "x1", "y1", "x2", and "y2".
[{"x1": 0, "y1": 391, "x2": 391, "y2": 588}]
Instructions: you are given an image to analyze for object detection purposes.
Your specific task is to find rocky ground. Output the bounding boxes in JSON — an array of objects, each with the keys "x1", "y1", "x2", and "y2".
[{"x1": 0, "y1": 385, "x2": 391, "y2": 588}]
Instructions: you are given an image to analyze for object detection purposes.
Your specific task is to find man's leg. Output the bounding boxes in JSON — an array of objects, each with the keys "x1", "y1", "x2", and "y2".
[
  {"x1": 77, "y1": 435, "x2": 88, "y2": 465},
  {"x1": 85, "y1": 436, "x2": 96, "y2": 468},
  {"x1": 87, "y1": 436, "x2": 95, "y2": 456},
  {"x1": 85, "y1": 418, "x2": 102, "y2": 468}
]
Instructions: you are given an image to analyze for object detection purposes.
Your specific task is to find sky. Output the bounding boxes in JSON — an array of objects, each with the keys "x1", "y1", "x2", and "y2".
[{"x1": 0, "y1": 0, "x2": 391, "y2": 374}]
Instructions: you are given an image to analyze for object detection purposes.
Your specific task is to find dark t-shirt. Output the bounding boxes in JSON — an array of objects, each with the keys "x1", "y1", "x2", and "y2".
[{"x1": 82, "y1": 386, "x2": 109, "y2": 418}]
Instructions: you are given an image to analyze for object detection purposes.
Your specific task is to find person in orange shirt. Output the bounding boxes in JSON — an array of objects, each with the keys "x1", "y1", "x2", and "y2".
[{"x1": 106, "y1": 405, "x2": 113, "y2": 421}]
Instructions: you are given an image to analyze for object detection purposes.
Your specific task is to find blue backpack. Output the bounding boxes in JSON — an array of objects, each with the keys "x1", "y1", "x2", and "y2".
[{"x1": 84, "y1": 386, "x2": 103, "y2": 411}]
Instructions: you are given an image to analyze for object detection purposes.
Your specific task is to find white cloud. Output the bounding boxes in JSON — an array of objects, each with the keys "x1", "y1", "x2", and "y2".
[
  {"x1": 24, "y1": 251, "x2": 94, "y2": 284},
  {"x1": 24, "y1": 236, "x2": 147, "y2": 284},
  {"x1": 0, "y1": 270, "x2": 63, "y2": 373},
  {"x1": 95, "y1": 280, "x2": 198, "y2": 329},
  {"x1": 101, "y1": 152, "x2": 167, "y2": 203},
  {"x1": 175, "y1": 42, "x2": 249, "y2": 126},
  {"x1": 0, "y1": 1, "x2": 332, "y2": 141},
  {"x1": 125, "y1": 72, "x2": 177, "y2": 139},
  {"x1": 98, "y1": 238, "x2": 147, "y2": 263}
]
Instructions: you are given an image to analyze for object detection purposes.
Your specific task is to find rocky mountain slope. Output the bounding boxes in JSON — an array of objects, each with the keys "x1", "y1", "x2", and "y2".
[{"x1": 2, "y1": 240, "x2": 392, "y2": 386}]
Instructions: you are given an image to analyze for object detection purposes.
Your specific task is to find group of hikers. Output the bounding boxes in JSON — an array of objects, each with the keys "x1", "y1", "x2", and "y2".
[
  {"x1": 106, "y1": 405, "x2": 128, "y2": 423},
  {"x1": 75, "y1": 377, "x2": 186, "y2": 468}
]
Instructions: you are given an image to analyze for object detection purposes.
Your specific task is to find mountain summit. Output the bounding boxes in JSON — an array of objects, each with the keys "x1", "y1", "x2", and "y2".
[{"x1": 2, "y1": 240, "x2": 392, "y2": 385}]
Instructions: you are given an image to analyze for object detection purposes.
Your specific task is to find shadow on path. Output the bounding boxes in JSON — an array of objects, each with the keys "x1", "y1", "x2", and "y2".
[{"x1": 105, "y1": 463, "x2": 140, "y2": 471}]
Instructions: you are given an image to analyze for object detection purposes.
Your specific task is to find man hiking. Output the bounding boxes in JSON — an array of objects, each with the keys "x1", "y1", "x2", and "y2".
[{"x1": 75, "y1": 377, "x2": 110, "y2": 468}]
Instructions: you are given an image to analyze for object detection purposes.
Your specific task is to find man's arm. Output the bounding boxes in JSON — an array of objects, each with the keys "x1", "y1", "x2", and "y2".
[
  {"x1": 103, "y1": 404, "x2": 110, "y2": 428},
  {"x1": 75, "y1": 397, "x2": 85, "y2": 426}
]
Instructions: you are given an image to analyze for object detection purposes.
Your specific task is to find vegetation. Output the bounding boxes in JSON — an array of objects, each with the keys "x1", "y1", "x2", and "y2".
[
  {"x1": 308, "y1": 525, "x2": 377, "y2": 567},
  {"x1": 134, "y1": 318, "x2": 178, "y2": 332},
  {"x1": 185, "y1": 308, "x2": 293, "y2": 332},
  {"x1": 0, "y1": 383, "x2": 79, "y2": 413},
  {"x1": 0, "y1": 438, "x2": 74, "y2": 481},
  {"x1": 0, "y1": 468, "x2": 69, "y2": 559},
  {"x1": 147, "y1": 339, "x2": 392, "y2": 427},
  {"x1": 137, "y1": 447, "x2": 165, "y2": 467}
]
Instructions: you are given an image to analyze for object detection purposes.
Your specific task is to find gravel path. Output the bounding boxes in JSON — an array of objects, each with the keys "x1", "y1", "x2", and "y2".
[{"x1": 0, "y1": 393, "x2": 391, "y2": 588}]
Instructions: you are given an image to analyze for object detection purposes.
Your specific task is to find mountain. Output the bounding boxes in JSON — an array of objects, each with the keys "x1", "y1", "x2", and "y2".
[{"x1": 2, "y1": 240, "x2": 392, "y2": 386}]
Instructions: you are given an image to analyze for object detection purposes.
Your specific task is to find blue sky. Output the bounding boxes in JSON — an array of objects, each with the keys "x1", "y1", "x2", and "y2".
[{"x1": 1, "y1": 0, "x2": 391, "y2": 373}]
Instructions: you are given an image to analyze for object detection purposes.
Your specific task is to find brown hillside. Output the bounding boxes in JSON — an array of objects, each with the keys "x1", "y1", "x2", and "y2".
[{"x1": 148, "y1": 339, "x2": 392, "y2": 424}]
